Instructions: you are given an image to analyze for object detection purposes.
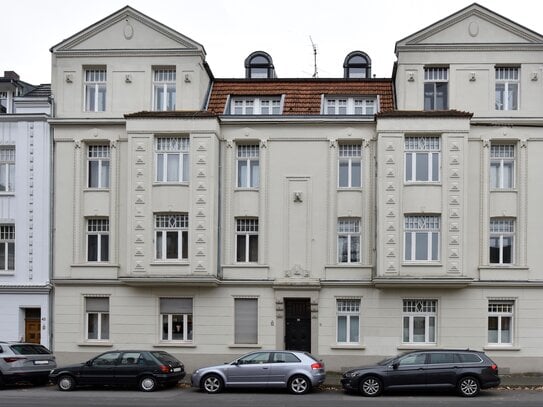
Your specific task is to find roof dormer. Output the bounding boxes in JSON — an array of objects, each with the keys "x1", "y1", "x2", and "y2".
[
  {"x1": 343, "y1": 51, "x2": 371, "y2": 79},
  {"x1": 245, "y1": 51, "x2": 276, "y2": 79}
]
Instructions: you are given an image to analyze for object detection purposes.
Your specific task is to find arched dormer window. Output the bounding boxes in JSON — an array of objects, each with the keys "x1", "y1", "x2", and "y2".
[
  {"x1": 245, "y1": 51, "x2": 276, "y2": 79},
  {"x1": 344, "y1": 51, "x2": 371, "y2": 79}
]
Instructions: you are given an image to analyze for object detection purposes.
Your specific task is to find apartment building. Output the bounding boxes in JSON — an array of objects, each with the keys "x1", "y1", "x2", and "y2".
[
  {"x1": 50, "y1": 4, "x2": 543, "y2": 373},
  {"x1": 0, "y1": 71, "x2": 52, "y2": 346}
]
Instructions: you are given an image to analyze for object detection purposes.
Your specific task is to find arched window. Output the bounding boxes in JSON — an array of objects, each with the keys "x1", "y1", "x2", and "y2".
[
  {"x1": 344, "y1": 51, "x2": 371, "y2": 79},
  {"x1": 245, "y1": 51, "x2": 276, "y2": 79}
]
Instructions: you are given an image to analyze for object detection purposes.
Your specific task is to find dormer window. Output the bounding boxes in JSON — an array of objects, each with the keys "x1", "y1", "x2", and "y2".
[
  {"x1": 229, "y1": 96, "x2": 282, "y2": 115},
  {"x1": 245, "y1": 52, "x2": 276, "y2": 79},
  {"x1": 324, "y1": 96, "x2": 377, "y2": 115},
  {"x1": 344, "y1": 51, "x2": 371, "y2": 79},
  {"x1": 0, "y1": 92, "x2": 9, "y2": 114}
]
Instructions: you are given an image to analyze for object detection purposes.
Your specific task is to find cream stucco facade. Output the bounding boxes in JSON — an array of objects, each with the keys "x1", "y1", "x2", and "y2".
[{"x1": 51, "y1": 4, "x2": 543, "y2": 374}]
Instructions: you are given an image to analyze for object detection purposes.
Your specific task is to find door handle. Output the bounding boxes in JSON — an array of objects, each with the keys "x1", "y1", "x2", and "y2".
[{"x1": 262, "y1": 367, "x2": 269, "y2": 369}]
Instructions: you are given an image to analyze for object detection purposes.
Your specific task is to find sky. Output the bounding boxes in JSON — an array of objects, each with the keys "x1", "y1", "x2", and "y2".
[{"x1": 2, "y1": 0, "x2": 543, "y2": 85}]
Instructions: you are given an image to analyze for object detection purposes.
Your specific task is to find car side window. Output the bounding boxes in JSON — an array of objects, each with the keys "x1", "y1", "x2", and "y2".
[
  {"x1": 272, "y1": 352, "x2": 301, "y2": 363},
  {"x1": 92, "y1": 352, "x2": 121, "y2": 366},
  {"x1": 120, "y1": 352, "x2": 142, "y2": 365},
  {"x1": 457, "y1": 353, "x2": 483, "y2": 363},
  {"x1": 238, "y1": 352, "x2": 271, "y2": 364},
  {"x1": 428, "y1": 353, "x2": 455, "y2": 364},
  {"x1": 398, "y1": 353, "x2": 427, "y2": 366}
]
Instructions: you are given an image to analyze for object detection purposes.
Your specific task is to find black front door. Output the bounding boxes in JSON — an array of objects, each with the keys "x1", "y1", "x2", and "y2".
[{"x1": 284, "y1": 298, "x2": 311, "y2": 352}]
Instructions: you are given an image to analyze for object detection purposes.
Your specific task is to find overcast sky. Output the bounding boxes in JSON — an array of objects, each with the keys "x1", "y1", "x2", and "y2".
[{"x1": 2, "y1": 0, "x2": 542, "y2": 85}]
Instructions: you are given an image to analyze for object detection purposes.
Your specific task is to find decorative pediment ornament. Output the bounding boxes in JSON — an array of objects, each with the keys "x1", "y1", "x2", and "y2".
[{"x1": 285, "y1": 264, "x2": 310, "y2": 278}]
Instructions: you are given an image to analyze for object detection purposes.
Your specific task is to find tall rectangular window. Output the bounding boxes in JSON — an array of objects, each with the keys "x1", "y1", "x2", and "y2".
[
  {"x1": 87, "y1": 145, "x2": 110, "y2": 188},
  {"x1": 495, "y1": 67, "x2": 519, "y2": 110},
  {"x1": 405, "y1": 136, "x2": 440, "y2": 182},
  {"x1": 424, "y1": 68, "x2": 448, "y2": 110},
  {"x1": 234, "y1": 298, "x2": 258, "y2": 344},
  {"x1": 0, "y1": 225, "x2": 15, "y2": 271},
  {"x1": 0, "y1": 147, "x2": 15, "y2": 192},
  {"x1": 404, "y1": 215, "x2": 440, "y2": 261},
  {"x1": 153, "y1": 68, "x2": 176, "y2": 111},
  {"x1": 237, "y1": 145, "x2": 259, "y2": 188},
  {"x1": 236, "y1": 218, "x2": 258, "y2": 262},
  {"x1": 337, "y1": 218, "x2": 361, "y2": 263},
  {"x1": 156, "y1": 137, "x2": 189, "y2": 183},
  {"x1": 87, "y1": 218, "x2": 109, "y2": 262},
  {"x1": 490, "y1": 218, "x2": 514, "y2": 265},
  {"x1": 338, "y1": 144, "x2": 361, "y2": 188},
  {"x1": 403, "y1": 299, "x2": 437, "y2": 344},
  {"x1": 488, "y1": 301, "x2": 513, "y2": 345},
  {"x1": 84, "y1": 69, "x2": 106, "y2": 112},
  {"x1": 85, "y1": 297, "x2": 109, "y2": 340},
  {"x1": 155, "y1": 214, "x2": 188, "y2": 260},
  {"x1": 160, "y1": 298, "x2": 193, "y2": 342},
  {"x1": 337, "y1": 299, "x2": 360, "y2": 343},
  {"x1": 490, "y1": 144, "x2": 514, "y2": 189}
]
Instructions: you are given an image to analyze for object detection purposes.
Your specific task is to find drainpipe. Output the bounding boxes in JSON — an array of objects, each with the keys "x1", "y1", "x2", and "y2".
[{"x1": 48, "y1": 95, "x2": 55, "y2": 351}]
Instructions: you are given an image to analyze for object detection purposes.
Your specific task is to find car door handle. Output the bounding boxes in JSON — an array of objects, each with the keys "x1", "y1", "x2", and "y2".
[{"x1": 262, "y1": 367, "x2": 269, "y2": 369}]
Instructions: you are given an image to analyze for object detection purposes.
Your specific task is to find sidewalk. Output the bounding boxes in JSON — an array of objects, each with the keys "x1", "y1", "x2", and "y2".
[{"x1": 322, "y1": 371, "x2": 543, "y2": 388}]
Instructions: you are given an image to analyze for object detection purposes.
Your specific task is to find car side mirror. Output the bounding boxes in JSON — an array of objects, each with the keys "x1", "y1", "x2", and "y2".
[
  {"x1": 86, "y1": 360, "x2": 93, "y2": 366},
  {"x1": 231, "y1": 360, "x2": 239, "y2": 366},
  {"x1": 392, "y1": 362, "x2": 399, "y2": 370}
]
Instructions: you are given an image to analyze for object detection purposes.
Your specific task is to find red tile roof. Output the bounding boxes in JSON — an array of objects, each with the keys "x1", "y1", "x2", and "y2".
[{"x1": 207, "y1": 78, "x2": 394, "y2": 115}]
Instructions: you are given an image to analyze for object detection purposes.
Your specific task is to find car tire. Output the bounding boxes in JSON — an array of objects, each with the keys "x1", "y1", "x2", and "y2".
[
  {"x1": 57, "y1": 374, "x2": 76, "y2": 391},
  {"x1": 288, "y1": 375, "x2": 311, "y2": 395},
  {"x1": 201, "y1": 374, "x2": 224, "y2": 394},
  {"x1": 359, "y1": 376, "x2": 383, "y2": 397},
  {"x1": 457, "y1": 376, "x2": 480, "y2": 397},
  {"x1": 139, "y1": 375, "x2": 158, "y2": 392}
]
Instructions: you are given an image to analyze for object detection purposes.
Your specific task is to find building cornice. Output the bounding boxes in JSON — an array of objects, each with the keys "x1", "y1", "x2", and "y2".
[
  {"x1": 372, "y1": 278, "x2": 474, "y2": 288},
  {"x1": 53, "y1": 49, "x2": 205, "y2": 58},
  {"x1": 48, "y1": 118, "x2": 126, "y2": 125},
  {"x1": 119, "y1": 276, "x2": 220, "y2": 287},
  {"x1": 0, "y1": 114, "x2": 50, "y2": 122},
  {"x1": 218, "y1": 116, "x2": 376, "y2": 125}
]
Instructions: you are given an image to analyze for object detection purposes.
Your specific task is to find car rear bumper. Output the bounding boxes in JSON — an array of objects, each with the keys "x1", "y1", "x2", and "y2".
[
  {"x1": 310, "y1": 372, "x2": 326, "y2": 386},
  {"x1": 481, "y1": 377, "x2": 501, "y2": 389}
]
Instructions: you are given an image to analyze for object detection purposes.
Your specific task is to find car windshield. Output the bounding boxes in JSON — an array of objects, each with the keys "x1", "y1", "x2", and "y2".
[{"x1": 10, "y1": 344, "x2": 51, "y2": 355}]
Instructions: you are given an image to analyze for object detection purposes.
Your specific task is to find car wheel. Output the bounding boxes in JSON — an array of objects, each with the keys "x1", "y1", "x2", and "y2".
[
  {"x1": 57, "y1": 374, "x2": 76, "y2": 391},
  {"x1": 457, "y1": 376, "x2": 480, "y2": 397},
  {"x1": 139, "y1": 375, "x2": 158, "y2": 392},
  {"x1": 359, "y1": 376, "x2": 383, "y2": 397},
  {"x1": 288, "y1": 375, "x2": 311, "y2": 395},
  {"x1": 201, "y1": 374, "x2": 224, "y2": 394}
]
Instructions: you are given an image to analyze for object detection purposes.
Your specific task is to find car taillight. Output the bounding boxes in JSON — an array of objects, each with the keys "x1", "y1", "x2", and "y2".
[
  {"x1": 159, "y1": 365, "x2": 171, "y2": 373},
  {"x1": 3, "y1": 357, "x2": 21, "y2": 363},
  {"x1": 311, "y1": 362, "x2": 323, "y2": 370},
  {"x1": 491, "y1": 364, "x2": 498, "y2": 371}
]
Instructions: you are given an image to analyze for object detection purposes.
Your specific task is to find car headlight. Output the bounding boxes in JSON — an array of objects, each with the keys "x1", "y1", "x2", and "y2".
[
  {"x1": 193, "y1": 369, "x2": 199, "y2": 375},
  {"x1": 345, "y1": 371, "x2": 361, "y2": 378}
]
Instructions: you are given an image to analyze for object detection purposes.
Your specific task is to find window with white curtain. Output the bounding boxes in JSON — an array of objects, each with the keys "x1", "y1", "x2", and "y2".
[
  {"x1": 490, "y1": 144, "x2": 514, "y2": 189},
  {"x1": 153, "y1": 68, "x2": 176, "y2": 111},
  {"x1": 87, "y1": 145, "x2": 110, "y2": 188},
  {"x1": 155, "y1": 137, "x2": 189, "y2": 183},
  {"x1": 85, "y1": 297, "x2": 109, "y2": 340},
  {"x1": 488, "y1": 301, "x2": 513, "y2": 345},
  {"x1": 0, "y1": 147, "x2": 15, "y2": 192},
  {"x1": 237, "y1": 145, "x2": 259, "y2": 188},
  {"x1": 0, "y1": 225, "x2": 15, "y2": 271},
  {"x1": 495, "y1": 67, "x2": 519, "y2": 111},
  {"x1": 489, "y1": 218, "x2": 514, "y2": 265},
  {"x1": 337, "y1": 218, "x2": 361, "y2": 263},
  {"x1": 338, "y1": 144, "x2": 362, "y2": 188},
  {"x1": 337, "y1": 299, "x2": 360, "y2": 343},
  {"x1": 404, "y1": 215, "x2": 440, "y2": 262},
  {"x1": 84, "y1": 69, "x2": 106, "y2": 112},
  {"x1": 160, "y1": 298, "x2": 193, "y2": 342},
  {"x1": 403, "y1": 299, "x2": 437, "y2": 344},
  {"x1": 155, "y1": 214, "x2": 188, "y2": 260},
  {"x1": 405, "y1": 136, "x2": 440, "y2": 182}
]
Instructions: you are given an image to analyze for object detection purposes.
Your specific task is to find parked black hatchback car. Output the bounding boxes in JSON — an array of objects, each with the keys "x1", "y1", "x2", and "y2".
[
  {"x1": 341, "y1": 349, "x2": 500, "y2": 397},
  {"x1": 49, "y1": 350, "x2": 185, "y2": 392}
]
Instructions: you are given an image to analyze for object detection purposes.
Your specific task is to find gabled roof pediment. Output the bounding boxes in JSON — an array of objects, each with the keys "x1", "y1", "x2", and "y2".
[
  {"x1": 51, "y1": 6, "x2": 205, "y2": 54},
  {"x1": 395, "y1": 3, "x2": 543, "y2": 53}
]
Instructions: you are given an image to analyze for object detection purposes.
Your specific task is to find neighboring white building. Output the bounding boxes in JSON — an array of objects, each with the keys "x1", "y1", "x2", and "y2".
[
  {"x1": 0, "y1": 71, "x2": 52, "y2": 347},
  {"x1": 50, "y1": 4, "x2": 543, "y2": 373}
]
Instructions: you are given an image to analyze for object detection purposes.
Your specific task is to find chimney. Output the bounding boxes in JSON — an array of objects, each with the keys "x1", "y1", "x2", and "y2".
[{"x1": 3, "y1": 71, "x2": 20, "y2": 80}]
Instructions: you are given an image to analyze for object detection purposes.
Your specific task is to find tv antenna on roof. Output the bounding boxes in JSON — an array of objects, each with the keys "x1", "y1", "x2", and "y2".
[{"x1": 309, "y1": 36, "x2": 318, "y2": 78}]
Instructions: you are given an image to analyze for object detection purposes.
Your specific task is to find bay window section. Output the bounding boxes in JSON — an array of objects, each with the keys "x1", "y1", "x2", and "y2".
[
  {"x1": 155, "y1": 137, "x2": 189, "y2": 183},
  {"x1": 236, "y1": 218, "x2": 258, "y2": 263},
  {"x1": 490, "y1": 144, "x2": 514, "y2": 189},
  {"x1": 87, "y1": 145, "x2": 110, "y2": 188},
  {"x1": 337, "y1": 218, "x2": 361, "y2": 263},
  {"x1": 155, "y1": 214, "x2": 188, "y2": 261},
  {"x1": 405, "y1": 136, "x2": 440, "y2": 182},
  {"x1": 87, "y1": 218, "x2": 109, "y2": 262},
  {"x1": 237, "y1": 144, "x2": 259, "y2": 188},
  {"x1": 404, "y1": 215, "x2": 440, "y2": 262},
  {"x1": 338, "y1": 144, "x2": 362, "y2": 188},
  {"x1": 489, "y1": 218, "x2": 514, "y2": 265}
]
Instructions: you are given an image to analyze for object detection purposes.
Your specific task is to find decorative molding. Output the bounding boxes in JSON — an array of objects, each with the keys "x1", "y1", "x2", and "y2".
[{"x1": 285, "y1": 264, "x2": 310, "y2": 278}]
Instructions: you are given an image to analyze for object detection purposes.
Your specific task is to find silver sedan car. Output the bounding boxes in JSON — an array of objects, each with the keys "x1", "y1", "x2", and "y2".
[{"x1": 191, "y1": 350, "x2": 326, "y2": 394}]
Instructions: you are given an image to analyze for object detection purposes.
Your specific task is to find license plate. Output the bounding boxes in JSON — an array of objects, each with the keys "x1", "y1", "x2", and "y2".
[
  {"x1": 34, "y1": 360, "x2": 49, "y2": 365},
  {"x1": 173, "y1": 367, "x2": 181, "y2": 372}
]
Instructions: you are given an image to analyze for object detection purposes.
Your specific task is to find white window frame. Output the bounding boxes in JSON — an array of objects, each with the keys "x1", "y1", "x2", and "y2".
[
  {"x1": 84, "y1": 69, "x2": 106, "y2": 112},
  {"x1": 159, "y1": 298, "x2": 193, "y2": 342},
  {"x1": 237, "y1": 144, "x2": 259, "y2": 188},
  {"x1": 86, "y1": 218, "x2": 109, "y2": 262},
  {"x1": 0, "y1": 224, "x2": 15, "y2": 271},
  {"x1": 236, "y1": 218, "x2": 258, "y2": 263},
  {"x1": 0, "y1": 91, "x2": 11, "y2": 113},
  {"x1": 424, "y1": 68, "x2": 449, "y2": 110},
  {"x1": 0, "y1": 147, "x2": 15, "y2": 193},
  {"x1": 488, "y1": 301, "x2": 514, "y2": 346},
  {"x1": 490, "y1": 144, "x2": 515, "y2": 189},
  {"x1": 404, "y1": 215, "x2": 440, "y2": 262},
  {"x1": 495, "y1": 67, "x2": 519, "y2": 111},
  {"x1": 153, "y1": 68, "x2": 176, "y2": 111},
  {"x1": 489, "y1": 218, "x2": 515, "y2": 265},
  {"x1": 336, "y1": 299, "x2": 361, "y2": 344},
  {"x1": 324, "y1": 97, "x2": 377, "y2": 115},
  {"x1": 338, "y1": 144, "x2": 362, "y2": 188},
  {"x1": 154, "y1": 214, "x2": 188, "y2": 261},
  {"x1": 87, "y1": 145, "x2": 110, "y2": 189},
  {"x1": 85, "y1": 297, "x2": 109, "y2": 341},
  {"x1": 337, "y1": 218, "x2": 361, "y2": 264},
  {"x1": 402, "y1": 299, "x2": 437, "y2": 344},
  {"x1": 405, "y1": 136, "x2": 441, "y2": 183},
  {"x1": 155, "y1": 137, "x2": 189, "y2": 183},
  {"x1": 230, "y1": 97, "x2": 282, "y2": 115}
]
